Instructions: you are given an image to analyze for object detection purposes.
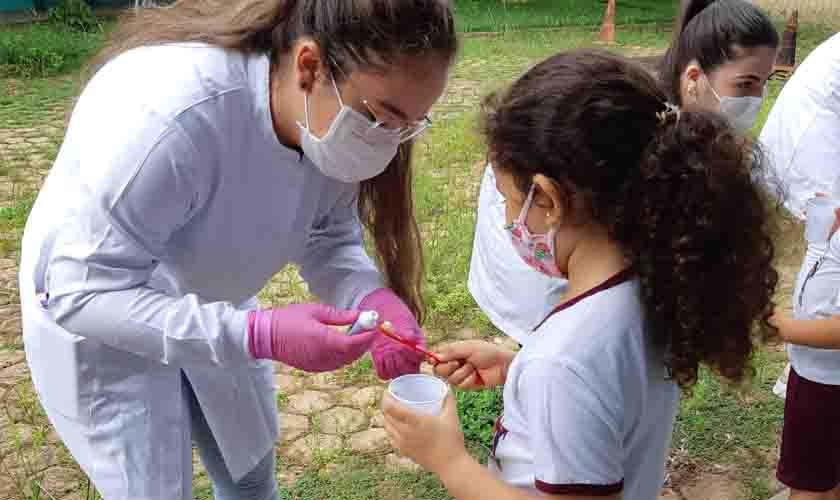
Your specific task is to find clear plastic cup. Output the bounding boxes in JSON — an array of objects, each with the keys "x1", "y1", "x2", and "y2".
[
  {"x1": 388, "y1": 374, "x2": 448, "y2": 416},
  {"x1": 805, "y1": 197, "x2": 839, "y2": 244}
]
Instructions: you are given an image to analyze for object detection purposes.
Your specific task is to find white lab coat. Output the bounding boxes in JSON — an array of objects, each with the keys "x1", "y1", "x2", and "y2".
[
  {"x1": 19, "y1": 45, "x2": 383, "y2": 499},
  {"x1": 468, "y1": 165, "x2": 567, "y2": 344},
  {"x1": 760, "y1": 33, "x2": 840, "y2": 218}
]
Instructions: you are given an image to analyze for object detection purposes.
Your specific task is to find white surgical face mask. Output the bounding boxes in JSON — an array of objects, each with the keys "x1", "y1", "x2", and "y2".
[
  {"x1": 298, "y1": 76, "x2": 401, "y2": 183},
  {"x1": 706, "y1": 75, "x2": 765, "y2": 132}
]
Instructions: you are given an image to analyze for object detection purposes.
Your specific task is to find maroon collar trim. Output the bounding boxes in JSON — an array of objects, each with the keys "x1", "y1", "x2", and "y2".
[
  {"x1": 535, "y1": 479, "x2": 624, "y2": 496},
  {"x1": 533, "y1": 267, "x2": 634, "y2": 332}
]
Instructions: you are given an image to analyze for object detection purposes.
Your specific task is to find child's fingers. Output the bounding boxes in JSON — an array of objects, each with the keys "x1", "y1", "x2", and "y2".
[
  {"x1": 446, "y1": 362, "x2": 477, "y2": 387},
  {"x1": 457, "y1": 371, "x2": 482, "y2": 390},
  {"x1": 382, "y1": 392, "x2": 415, "y2": 424},
  {"x1": 433, "y1": 360, "x2": 461, "y2": 379},
  {"x1": 434, "y1": 342, "x2": 475, "y2": 363}
]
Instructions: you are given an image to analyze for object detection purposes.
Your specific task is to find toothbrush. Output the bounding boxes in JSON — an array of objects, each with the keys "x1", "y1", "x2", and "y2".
[
  {"x1": 378, "y1": 321, "x2": 443, "y2": 365},
  {"x1": 378, "y1": 322, "x2": 487, "y2": 386}
]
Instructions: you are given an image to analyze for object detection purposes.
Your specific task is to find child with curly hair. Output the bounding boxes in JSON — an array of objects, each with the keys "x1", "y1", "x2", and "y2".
[{"x1": 382, "y1": 49, "x2": 779, "y2": 500}]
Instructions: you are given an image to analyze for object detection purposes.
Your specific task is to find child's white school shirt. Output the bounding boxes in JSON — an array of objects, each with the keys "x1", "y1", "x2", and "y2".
[
  {"x1": 488, "y1": 271, "x2": 679, "y2": 499},
  {"x1": 790, "y1": 231, "x2": 840, "y2": 385}
]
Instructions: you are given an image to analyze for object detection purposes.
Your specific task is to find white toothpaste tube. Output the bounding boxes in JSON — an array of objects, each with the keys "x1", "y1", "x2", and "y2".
[{"x1": 348, "y1": 310, "x2": 380, "y2": 335}]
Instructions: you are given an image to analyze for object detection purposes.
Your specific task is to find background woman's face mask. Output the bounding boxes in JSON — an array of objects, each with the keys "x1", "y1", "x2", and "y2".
[
  {"x1": 706, "y1": 75, "x2": 765, "y2": 132},
  {"x1": 298, "y1": 75, "x2": 400, "y2": 183}
]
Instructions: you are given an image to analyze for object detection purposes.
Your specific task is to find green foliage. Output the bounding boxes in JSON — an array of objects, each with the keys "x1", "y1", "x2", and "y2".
[
  {"x1": 453, "y1": 0, "x2": 677, "y2": 33},
  {"x1": 455, "y1": 387, "x2": 503, "y2": 451},
  {"x1": 0, "y1": 196, "x2": 35, "y2": 229},
  {"x1": 0, "y1": 24, "x2": 104, "y2": 78},
  {"x1": 48, "y1": 0, "x2": 102, "y2": 33}
]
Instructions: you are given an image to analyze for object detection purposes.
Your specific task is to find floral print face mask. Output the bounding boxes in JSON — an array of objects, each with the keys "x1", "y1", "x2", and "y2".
[{"x1": 504, "y1": 184, "x2": 564, "y2": 278}]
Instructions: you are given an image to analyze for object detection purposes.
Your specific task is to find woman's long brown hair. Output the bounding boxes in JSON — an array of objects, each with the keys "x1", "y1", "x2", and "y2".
[{"x1": 91, "y1": 0, "x2": 458, "y2": 321}]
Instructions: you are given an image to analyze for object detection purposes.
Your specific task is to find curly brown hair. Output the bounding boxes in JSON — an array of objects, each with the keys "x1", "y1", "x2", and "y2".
[{"x1": 481, "y1": 49, "x2": 778, "y2": 387}]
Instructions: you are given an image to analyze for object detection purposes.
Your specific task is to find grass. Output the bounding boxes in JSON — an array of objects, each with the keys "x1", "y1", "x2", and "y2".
[
  {"x1": 279, "y1": 456, "x2": 449, "y2": 500},
  {"x1": 0, "y1": 194, "x2": 35, "y2": 255},
  {"x1": 453, "y1": 0, "x2": 677, "y2": 33},
  {"x1": 0, "y1": 22, "x2": 106, "y2": 78}
]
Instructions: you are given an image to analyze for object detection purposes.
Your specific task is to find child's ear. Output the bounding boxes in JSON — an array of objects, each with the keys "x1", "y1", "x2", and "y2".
[{"x1": 532, "y1": 174, "x2": 567, "y2": 227}]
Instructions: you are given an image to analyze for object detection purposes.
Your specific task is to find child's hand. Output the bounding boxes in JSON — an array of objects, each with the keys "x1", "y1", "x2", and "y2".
[
  {"x1": 382, "y1": 391, "x2": 466, "y2": 474},
  {"x1": 433, "y1": 341, "x2": 514, "y2": 390},
  {"x1": 769, "y1": 307, "x2": 793, "y2": 336}
]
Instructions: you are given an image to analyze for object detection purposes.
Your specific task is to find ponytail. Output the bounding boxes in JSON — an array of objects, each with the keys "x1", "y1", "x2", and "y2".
[
  {"x1": 659, "y1": 0, "x2": 779, "y2": 105},
  {"x1": 482, "y1": 49, "x2": 778, "y2": 388},
  {"x1": 618, "y1": 110, "x2": 778, "y2": 386}
]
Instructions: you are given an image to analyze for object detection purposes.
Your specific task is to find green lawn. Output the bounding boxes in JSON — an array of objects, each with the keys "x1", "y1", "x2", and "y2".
[{"x1": 454, "y1": 0, "x2": 677, "y2": 32}]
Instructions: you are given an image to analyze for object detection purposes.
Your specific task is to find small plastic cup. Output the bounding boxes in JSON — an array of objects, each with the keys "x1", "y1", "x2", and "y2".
[
  {"x1": 805, "y1": 197, "x2": 839, "y2": 244},
  {"x1": 388, "y1": 374, "x2": 448, "y2": 416}
]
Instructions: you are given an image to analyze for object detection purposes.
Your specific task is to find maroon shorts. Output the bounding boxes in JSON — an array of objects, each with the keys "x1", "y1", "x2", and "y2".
[{"x1": 777, "y1": 367, "x2": 840, "y2": 492}]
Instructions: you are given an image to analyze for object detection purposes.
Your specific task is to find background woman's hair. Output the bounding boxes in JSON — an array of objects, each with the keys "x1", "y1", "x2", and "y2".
[
  {"x1": 482, "y1": 49, "x2": 779, "y2": 387},
  {"x1": 92, "y1": 0, "x2": 459, "y2": 321},
  {"x1": 659, "y1": 0, "x2": 779, "y2": 105}
]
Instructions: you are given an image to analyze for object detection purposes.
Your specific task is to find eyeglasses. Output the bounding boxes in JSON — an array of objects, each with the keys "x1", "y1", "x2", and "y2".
[{"x1": 332, "y1": 61, "x2": 432, "y2": 144}]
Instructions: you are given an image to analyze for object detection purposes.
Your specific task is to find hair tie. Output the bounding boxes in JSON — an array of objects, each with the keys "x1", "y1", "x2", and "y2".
[{"x1": 657, "y1": 102, "x2": 681, "y2": 127}]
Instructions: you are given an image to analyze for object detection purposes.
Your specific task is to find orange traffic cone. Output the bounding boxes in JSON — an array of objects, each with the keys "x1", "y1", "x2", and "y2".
[{"x1": 599, "y1": 0, "x2": 616, "y2": 44}]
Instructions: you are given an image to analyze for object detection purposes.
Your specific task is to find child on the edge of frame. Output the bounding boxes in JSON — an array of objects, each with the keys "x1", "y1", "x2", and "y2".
[
  {"x1": 770, "y1": 203, "x2": 840, "y2": 500},
  {"x1": 381, "y1": 49, "x2": 779, "y2": 500}
]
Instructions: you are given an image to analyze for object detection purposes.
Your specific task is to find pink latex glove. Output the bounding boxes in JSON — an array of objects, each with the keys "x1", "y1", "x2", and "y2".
[
  {"x1": 247, "y1": 304, "x2": 378, "y2": 372},
  {"x1": 358, "y1": 288, "x2": 426, "y2": 380}
]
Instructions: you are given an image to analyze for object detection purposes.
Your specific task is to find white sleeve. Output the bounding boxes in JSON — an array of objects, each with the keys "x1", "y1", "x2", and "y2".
[
  {"x1": 518, "y1": 359, "x2": 624, "y2": 496},
  {"x1": 298, "y1": 186, "x2": 384, "y2": 309},
  {"x1": 45, "y1": 120, "x2": 251, "y2": 367}
]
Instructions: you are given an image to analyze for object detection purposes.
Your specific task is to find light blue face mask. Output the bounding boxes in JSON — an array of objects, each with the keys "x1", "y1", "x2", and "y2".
[
  {"x1": 706, "y1": 75, "x2": 766, "y2": 131},
  {"x1": 298, "y1": 75, "x2": 400, "y2": 183}
]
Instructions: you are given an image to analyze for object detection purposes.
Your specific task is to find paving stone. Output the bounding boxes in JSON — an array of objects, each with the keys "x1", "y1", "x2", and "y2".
[
  {"x1": 682, "y1": 474, "x2": 742, "y2": 500},
  {"x1": 37, "y1": 465, "x2": 81, "y2": 498},
  {"x1": 308, "y1": 372, "x2": 341, "y2": 391},
  {"x1": 320, "y1": 407, "x2": 367, "y2": 435},
  {"x1": 0, "y1": 363, "x2": 29, "y2": 387},
  {"x1": 273, "y1": 362, "x2": 295, "y2": 375},
  {"x1": 0, "y1": 423, "x2": 33, "y2": 457},
  {"x1": 285, "y1": 434, "x2": 342, "y2": 463},
  {"x1": 274, "y1": 373, "x2": 304, "y2": 395},
  {"x1": 0, "y1": 350, "x2": 24, "y2": 370},
  {"x1": 0, "y1": 316, "x2": 22, "y2": 337},
  {"x1": 348, "y1": 428, "x2": 390, "y2": 454},
  {"x1": 370, "y1": 411, "x2": 385, "y2": 428},
  {"x1": 658, "y1": 487, "x2": 680, "y2": 500},
  {"x1": 277, "y1": 413, "x2": 310, "y2": 444},
  {"x1": 385, "y1": 453, "x2": 421, "y2": 472},
  {"x1": 285, "y1": 390, "x2": 334, "y2": 415},
  {"x1": 337, "y1": 386, "x2": 381, "y2": 408},
  {"x1": 454, "y1": 328, "x2": 481, "y2": 340}
]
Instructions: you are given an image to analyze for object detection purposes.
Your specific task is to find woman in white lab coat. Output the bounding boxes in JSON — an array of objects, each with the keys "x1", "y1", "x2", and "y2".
[
  {"x1": 469, "y1": 0, "x2": 778, "y2": 346},
  {"x1": 18, "y1": 1, "x2": 456, "y2": 499}
]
